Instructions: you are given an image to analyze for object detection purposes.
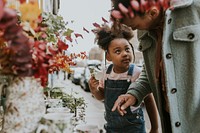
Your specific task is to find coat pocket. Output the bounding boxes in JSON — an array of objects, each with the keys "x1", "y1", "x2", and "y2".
[{"x1": 173, "y1": 24, "x2": 200, "y2": 42}]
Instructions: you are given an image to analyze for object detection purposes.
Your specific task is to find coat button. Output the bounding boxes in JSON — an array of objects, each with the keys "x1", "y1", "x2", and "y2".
[
  {"x1": 175, "y1": 122, "x2": 181, "y2": 127},
  {"x1": 168, "y1": 18, "x2": 172, "y2": 24},
  {"x1": 187, "y1": 33, "x2": 195, "y2": 40},
  {"x1": 171, "y1": 88, "x2": 177, "y2": 94},
  {"x1": 166, "y1": 53, "x2": 172, "y2": 59}
]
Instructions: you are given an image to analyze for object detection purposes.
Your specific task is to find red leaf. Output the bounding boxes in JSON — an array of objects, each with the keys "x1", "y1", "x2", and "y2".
[
  {"x1": 57, "y1": 39, "x2": 69, "y2": 51},
  {"x1": 92, "y1": 22, "x2": 101, "y2": 28},
  {"x1": 48, "y1": 46, "x2": 58, "y2": 55},
  {"x1": 102, "y1": 17, "x2": 108, "y2": 23},
  {"x1": 74, "y1": 33, "x2": 83, "y2": 39},
  {"x1": 65, "y1": 36, "x2": 73, "y2": 42},
  {"x1": 38, "y1": 43, "x2": 46, "y2": 50},
  {"x1": 83, "y1": 27, "x2": 89, "y2": 33}
]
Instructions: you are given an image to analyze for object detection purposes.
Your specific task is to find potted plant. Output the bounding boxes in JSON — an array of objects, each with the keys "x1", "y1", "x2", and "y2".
[{"x1": 62, "y1": 92, "x2": 87, "y2": 127}]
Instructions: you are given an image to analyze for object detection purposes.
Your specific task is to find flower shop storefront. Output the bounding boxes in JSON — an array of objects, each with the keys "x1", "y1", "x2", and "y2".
[{"x1": 0, "y1": 0, "x2": 89, "y2": 132}]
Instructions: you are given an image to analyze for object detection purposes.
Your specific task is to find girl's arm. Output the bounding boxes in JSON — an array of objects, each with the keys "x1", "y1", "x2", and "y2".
[
  {"x1": 144, "y1": 93, "x2": 159, "y2": 133},
  {"x1": 88, "y1": 76, "x2": 104, "y2": 100}
]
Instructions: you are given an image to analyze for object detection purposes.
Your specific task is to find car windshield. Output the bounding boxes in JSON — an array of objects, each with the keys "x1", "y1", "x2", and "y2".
[
  {"x1": 85, "y1": 68, "x2": 91, "y2": 78},
  {"x1": 74, "y1": 67, "x2": 84, "y2": 74}
]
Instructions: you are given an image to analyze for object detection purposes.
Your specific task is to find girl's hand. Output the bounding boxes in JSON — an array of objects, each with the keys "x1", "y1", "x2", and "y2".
[
  {"x1": 88, "y1": 76, "x2": 104, "y2": 100},
  {"x1": 88, "y1": 76, "x2": 99, "y2": 92}
]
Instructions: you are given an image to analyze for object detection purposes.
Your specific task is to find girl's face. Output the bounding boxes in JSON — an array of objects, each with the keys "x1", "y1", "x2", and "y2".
[{"x1": 107, "y1": 38, "x2": 133, "y2": 73}]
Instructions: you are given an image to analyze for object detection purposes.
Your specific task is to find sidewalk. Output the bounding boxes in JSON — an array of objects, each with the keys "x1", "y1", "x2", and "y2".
[
  {"x1": 51, "y1": 72, "x2": 160, "y2": 132},
  {"x1": 50, "y1": 73, "x2": 106, "y2": 131}
]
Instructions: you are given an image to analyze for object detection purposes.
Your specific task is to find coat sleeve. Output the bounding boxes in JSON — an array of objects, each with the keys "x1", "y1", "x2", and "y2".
[{"x1": 127, "y1": 65, "x2": 152, "y2": 106}]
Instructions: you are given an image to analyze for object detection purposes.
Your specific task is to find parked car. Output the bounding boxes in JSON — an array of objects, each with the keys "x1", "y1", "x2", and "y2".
[
  {"x1": 80, "y1": 67, "x2": 91, "y2": 91},
  {"x1": 80, "y1": 63, "x2": 103, "y2": 92},
  {"x1": 87, "y1": 60, "x2": 101, "y2": 67},
  {"x1": 71, "y1": 67, "x2": 85, "y2": 85},
  {"x1": 67, "y1": 67, "x2": 75, "y2": 80}
]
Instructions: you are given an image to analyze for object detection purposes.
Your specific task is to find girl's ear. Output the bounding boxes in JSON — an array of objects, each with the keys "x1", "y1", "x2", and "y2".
[{"x1": 106, "y1": 52, "x2": 112, "y2": 61}]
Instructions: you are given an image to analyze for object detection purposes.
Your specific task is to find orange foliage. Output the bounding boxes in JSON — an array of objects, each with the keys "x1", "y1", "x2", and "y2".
[{"x1": 19, "y1": 2, "x2": 41, "y2": 29}]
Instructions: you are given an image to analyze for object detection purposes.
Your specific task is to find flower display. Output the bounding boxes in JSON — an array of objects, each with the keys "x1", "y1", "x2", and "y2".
[
  {"x1": 0, "y1": 0, "x2": 88, "y2": 132},
  {"x1": 0, "y1": 7, "x2": 33, "y2": 76},
  {"x1": 0, "y1": 0, "x2": 87, "y2": 87}
]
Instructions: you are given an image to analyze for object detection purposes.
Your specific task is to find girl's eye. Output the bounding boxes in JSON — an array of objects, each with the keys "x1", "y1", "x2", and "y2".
[
  {"x1": 115, "y1": 50, "x2": 120, "y2": 54},
  {"x1": 125, "y1": 48, "x2": 131, "y2": 52}
]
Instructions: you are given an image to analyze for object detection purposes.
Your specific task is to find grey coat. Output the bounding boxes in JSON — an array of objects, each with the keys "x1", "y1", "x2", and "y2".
[{"x1": 127, "y1": 0, "x2": 200, "y2": 132}]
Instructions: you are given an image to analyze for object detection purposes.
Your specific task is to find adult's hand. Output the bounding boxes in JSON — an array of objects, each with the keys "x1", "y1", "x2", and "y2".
[
  {"x1": 111, "y1": 0, "x2": 170, "y2": 19},
  {"x1": 112, "y1": 94, "x2": 137, "y2": 116}
]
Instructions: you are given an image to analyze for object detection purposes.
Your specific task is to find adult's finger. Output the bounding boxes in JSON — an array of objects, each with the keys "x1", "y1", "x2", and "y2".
[
  {"x1": 159, "y1": 0, "x2": 170, "y2": 10},
  {"x1": 117, "y1": 104, "x2": 127, "y2": 116},
  {"x1": 118, "y1": 3, "x2": 130, "y2": 18},
  {"x1": 130, "y1": 0, "x2": 149, "y2": 15},
  {"x1": 112, "y1": 95, "x2": 126, "y2": 111},
  {"x1": 112, "y1": 98, "x2": 121, "y2": 112},
  {"x1": 130, "y1": 0, "x2": 140, "y2": 11},
  {"x1": 111, "y1": 10, "x2": 123, "y2": 19},
  {"x1": 118, "y1": 3, "x2": 128, "y2": 14},
  {"x1": 121, "y1": 96, "x2": 136, "y2": 110},
  {"x1": 128, "y1": 6, "x2": 134, "y2": 18},
  {"x1": 140, "y1": 0, "x2": 149, "y2": 13}
]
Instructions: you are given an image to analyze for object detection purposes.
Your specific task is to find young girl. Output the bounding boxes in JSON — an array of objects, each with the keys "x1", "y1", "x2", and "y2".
[{"x1": 89, "y1": 24, "x2": 159, "y2": 133}]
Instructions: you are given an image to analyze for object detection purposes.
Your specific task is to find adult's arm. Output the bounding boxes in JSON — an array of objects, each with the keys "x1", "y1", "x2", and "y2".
[
  {"x1": 127, "y1": 65, "x2": 152, "y2": 106},
  {"x1": 112, "y1": 65, "x2": 151, "y2": 115}
]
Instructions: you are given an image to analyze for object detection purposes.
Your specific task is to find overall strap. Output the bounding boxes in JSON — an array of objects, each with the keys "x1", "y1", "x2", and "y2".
[
  {"x1": 127, "y1": 64, "x2": 134, "y2": 76},
  {"x1": 106, "y1": 64, "x2": 113, "y2": 74}
]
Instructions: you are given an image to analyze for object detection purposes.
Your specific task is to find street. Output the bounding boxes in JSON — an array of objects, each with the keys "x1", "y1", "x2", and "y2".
[{"x1": 51, "y1": 72, "x2": 159, "y2": 132}]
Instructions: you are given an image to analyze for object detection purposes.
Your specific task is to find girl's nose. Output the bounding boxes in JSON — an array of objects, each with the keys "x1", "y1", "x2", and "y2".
[{"x1": 122, "y1": 51, "x2": 128, "y2": 56}]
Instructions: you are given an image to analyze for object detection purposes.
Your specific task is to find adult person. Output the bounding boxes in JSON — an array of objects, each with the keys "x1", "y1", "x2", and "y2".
[{"x1": 110, "y1": 0, "x2": 200, "y2": 133}]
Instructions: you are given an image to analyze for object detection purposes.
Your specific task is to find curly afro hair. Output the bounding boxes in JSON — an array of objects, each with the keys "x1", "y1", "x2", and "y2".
[{"x1": 93, "y1": 23, "x2": 134, "y2": 51}]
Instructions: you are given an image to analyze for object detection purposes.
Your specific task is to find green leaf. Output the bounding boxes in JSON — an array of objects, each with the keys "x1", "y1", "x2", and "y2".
[{"x1": 63, "y1": 28, "x2": 74, "y2": 37}]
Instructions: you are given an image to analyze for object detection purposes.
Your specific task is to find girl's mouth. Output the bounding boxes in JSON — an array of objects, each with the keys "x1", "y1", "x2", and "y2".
[{"x1": 122, "y1": 59, "x2": 130, "y2": 63}]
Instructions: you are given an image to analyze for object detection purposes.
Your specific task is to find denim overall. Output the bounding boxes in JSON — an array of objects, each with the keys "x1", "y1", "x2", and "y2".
[{"x1": 104, "y1": 64, "x2": 146, "y2": 133}]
